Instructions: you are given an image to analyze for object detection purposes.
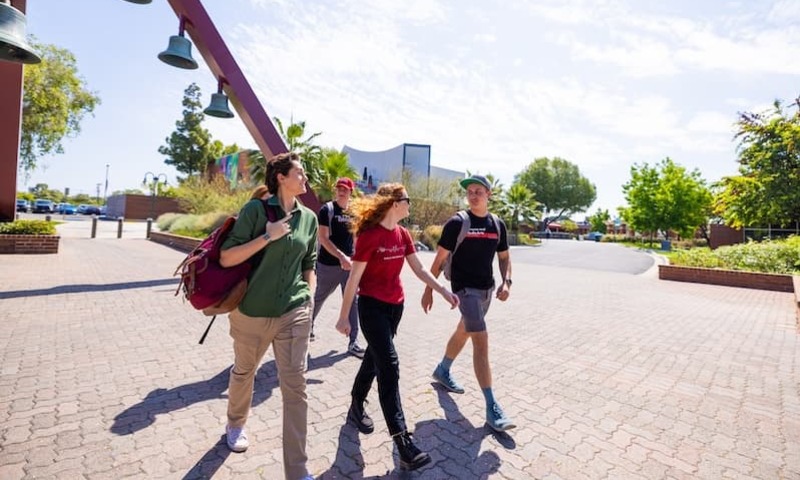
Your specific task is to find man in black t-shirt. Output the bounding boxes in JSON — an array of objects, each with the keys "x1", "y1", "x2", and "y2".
[
  {"x1": 421, "y1": 174, "x2": 515, "y2": 432},
  {"x1": 311, "y1": 178, "x2": 365, "y2": 358}
]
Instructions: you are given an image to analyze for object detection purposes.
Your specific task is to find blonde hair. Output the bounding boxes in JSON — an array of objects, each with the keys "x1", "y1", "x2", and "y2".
[{"x1": 348, "y1": 183, "x2": 406, "y2": 236}]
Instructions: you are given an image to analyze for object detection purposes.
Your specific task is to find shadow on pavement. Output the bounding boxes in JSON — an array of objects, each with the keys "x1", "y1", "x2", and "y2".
[
  {"x1": 181, "y1": 435, "x2": 231, "y2": 480},
  {"x1": 111, "y1": 349, "x2": 348, "y2": 436},
  {"x1": 410, "y1": 387, "x2": 503, "y2": 478},
  {"x1": 0, "y1": 278, "x2": 178, "y2": 299}
]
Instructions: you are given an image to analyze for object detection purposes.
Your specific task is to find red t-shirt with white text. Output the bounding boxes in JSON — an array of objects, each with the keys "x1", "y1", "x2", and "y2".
[{"x1": 353, "y1": 225, "x2": 416, "y2": 305}]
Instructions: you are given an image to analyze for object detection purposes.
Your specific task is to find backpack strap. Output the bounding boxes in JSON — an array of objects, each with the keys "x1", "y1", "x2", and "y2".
[
  {"x1": 262, "y1": 199, "x2": 279, "y2": 223},
  {"x1": 452, "y1": 210, "x2": 470, "y2": 254},
  {"x1": 326, "y1": 201, "x2": 335, "y2": 238}
]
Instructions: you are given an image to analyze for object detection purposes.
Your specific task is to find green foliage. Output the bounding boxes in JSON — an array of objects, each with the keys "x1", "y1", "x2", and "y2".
[
  {"x1": 715, "y1": 99, "x2": 800, "y2": 227},
  {"x1": 21, "y1": 38, "x2": 100, "y2": 175},
  {"x1": 315, "y1": 149, "x2": 358, "y2": 202},
  {"x1": 158, "y1": 83, "x2": 220, "y2": 179},
  {"x1": 588, "y1": 208, "x2": 610, "y2": 233},
  {"x1": 499, "y1": 183, "x2": 539, "y2": 233},
  {"x1": 400, "y1": 171, "x2": 460, "y2": 229},
  {"x1": 516, "y1": 233, "x2": 540, "y2": 246},
  {"x1": 671, "y1": 236, "x2": 800, "y2": 274},
  {"x1": 168, "y1": 212, "x2": 230, "y2": 237},
  {"x1": 621, "y1": 158, "x2": 712, "y2": 240},
  {"x1": 0, "y1": 220, "x2": 56, "y2": 235},
  {"x1": 173, "y1": 176, "x2": 254, "y2": 215},
  {"x1": 156, "y1": 213, "x2": 182, "y2": 231},
  {"x1": 421, "y1": 224, "x2": 444, "y2": 250},
  {"x1": 272, "y1": 117, "x2": 324, "y2": 185},
  {"x1": 514, "y1": 157, "x2": 596, "y2": 229}
]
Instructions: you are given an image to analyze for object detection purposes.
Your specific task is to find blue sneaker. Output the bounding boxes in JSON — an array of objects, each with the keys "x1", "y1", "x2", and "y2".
[
  {"x1": 431, "y1": 364, "x2": 465, "y2": 394},
  {"x1": 486, "y1": 403, "x2": 516, "y2": 432}
]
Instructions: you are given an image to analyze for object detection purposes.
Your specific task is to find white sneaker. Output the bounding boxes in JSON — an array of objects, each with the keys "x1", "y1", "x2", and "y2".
[{"x1": 225, "y1": 425, "x2": 249, "y2": 452}]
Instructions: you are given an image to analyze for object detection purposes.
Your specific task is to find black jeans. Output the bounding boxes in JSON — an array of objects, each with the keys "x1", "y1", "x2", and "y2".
[{"x1": 350, "y1": 295, "x2": 406, "y2": 436}]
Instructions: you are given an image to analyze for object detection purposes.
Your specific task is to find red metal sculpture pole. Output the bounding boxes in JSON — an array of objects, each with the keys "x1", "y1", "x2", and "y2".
[{"x1": 167, "y1": 0, "x2": 320, "y2": 211}]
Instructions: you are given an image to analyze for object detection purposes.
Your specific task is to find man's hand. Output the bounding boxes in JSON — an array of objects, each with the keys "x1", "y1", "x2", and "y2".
[
  {"x1": 339, "y1": 255, "x2": 353, "y2": 271},
  {"x1": 495, "y1": 283, "x2": 510, "y2": 301},
  {"x1": 421, "y1": 287, "x2": 433, "y2": 313}
]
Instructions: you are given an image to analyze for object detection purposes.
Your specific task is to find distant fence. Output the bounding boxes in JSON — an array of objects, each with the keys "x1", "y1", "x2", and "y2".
[{"x1": 743, "y1": 223, "x2": 800, "y2": 242}]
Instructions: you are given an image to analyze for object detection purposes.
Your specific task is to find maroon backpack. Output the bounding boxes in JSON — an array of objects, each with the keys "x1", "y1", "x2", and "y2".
[{"x1": 174, "y1": 200, "x2": 277, "y2": 343}]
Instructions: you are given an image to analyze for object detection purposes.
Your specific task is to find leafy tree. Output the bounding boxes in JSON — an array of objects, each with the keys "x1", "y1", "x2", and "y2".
[
  {"x1": 20, "y1": 38, "x2": 100, "y2": 175},
  {"x1": 27, "y1": 183, "x2": 61, "y2": 201},
  {"x1": 515, "y1": 157, "x2": 596, "y2": 230},
  {"x1": 498, "y1": 183, "x2": 539, "y2": 232},
  {"x1": 158, "y1": 83, "x2": 217, "y2": 179},
  {"x1": 621, "y1": 158, "x2": 712, "y2": 241},
  {"x1": 715, "y1": 99, "x2": 800, "y2": 227},
  {"x1": 588, "y1": 208, "x2": 610, "y2": 233}
]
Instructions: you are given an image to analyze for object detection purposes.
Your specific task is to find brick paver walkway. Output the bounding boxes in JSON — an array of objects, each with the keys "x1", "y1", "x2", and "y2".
[{"x1": 0, "y1": 235, "x2": 798, "y2": 479}]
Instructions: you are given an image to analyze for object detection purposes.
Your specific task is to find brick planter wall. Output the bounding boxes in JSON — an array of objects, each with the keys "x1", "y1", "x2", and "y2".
[
  {"x1": 0, "y1": 234, "x2": 60, "y2": 254},
  {"x1": 659, "y1": 264, "x2": 794, "y2": 292},
  {"x1": 149, "y1": 231, "x2": 201, "y2": 253}
]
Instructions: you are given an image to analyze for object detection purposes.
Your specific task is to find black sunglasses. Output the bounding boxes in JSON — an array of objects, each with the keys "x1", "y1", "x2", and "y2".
[{"x1": 397, "y1": 197, "x2": 411, "y2": 204}]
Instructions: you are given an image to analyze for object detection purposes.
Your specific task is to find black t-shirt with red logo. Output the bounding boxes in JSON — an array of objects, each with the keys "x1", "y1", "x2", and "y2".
[
  {"x1": 317, "y1": 201, "x2": 354, "y2": 266},
  {"x1": 438, "y1": 210, "x2": 508, "y2": 292}
]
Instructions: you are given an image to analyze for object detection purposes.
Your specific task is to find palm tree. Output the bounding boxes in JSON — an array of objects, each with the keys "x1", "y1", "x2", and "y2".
[
  {"x1": 315, "y1": 149, "x2": 358, "y2": 201},
  {"x1": 273, "y1": 117, "x2": 324, "y2": 184},
  {"x1": 500, "y1": 183, "x2": 539, "y2": 232}
]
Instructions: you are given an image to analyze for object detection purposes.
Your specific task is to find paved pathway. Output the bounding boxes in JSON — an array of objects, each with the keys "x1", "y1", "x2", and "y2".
[{"x1": 0, "y1": 231, "x2": 798, "y2": 479}]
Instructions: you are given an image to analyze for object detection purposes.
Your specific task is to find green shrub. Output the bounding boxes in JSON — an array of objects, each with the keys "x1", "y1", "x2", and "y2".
[
  {"x1": 421, "y1": 225, "x2": 443, "y2": 250},
  {"x1": 670, "y1": 236, "x2": 800, "y2": 274},
  {"x1": 174, "y1": 176, "x2": 256, "y2": 215},
  {"x1": 0, "y1": 220, "x2": 56, "y2": 235},
  {"x1": 517, "y1": 233, "x2": 540, "y2": 246},
  {"x1": 167, "y1": 212, "x2": 229, "y2": 237},
  {"x1": 156, "y1": 213, "x2": 182, "y2": 231}
]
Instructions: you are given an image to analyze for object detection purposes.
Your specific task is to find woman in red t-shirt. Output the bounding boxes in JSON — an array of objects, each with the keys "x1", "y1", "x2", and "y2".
[{"x1": 335, "y1": 182, "x2": 459, "y2": 472}]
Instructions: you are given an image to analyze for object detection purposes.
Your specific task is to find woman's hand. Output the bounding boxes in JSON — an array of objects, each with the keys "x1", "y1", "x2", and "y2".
[
  {"x1": 440, "y1": 289, "x2": 459, "y2": 309},
  {"x1": 266, "y1": 214, "x2": 293, "y2": 241},
  {"x1": 336, "y1": 317, "x2": 351, "y2": 336}
]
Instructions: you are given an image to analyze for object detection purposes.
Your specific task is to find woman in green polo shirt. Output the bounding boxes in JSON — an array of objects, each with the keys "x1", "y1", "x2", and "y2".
[{"x1": 219, "y1": 152, "x2": 318, "y2": 480}]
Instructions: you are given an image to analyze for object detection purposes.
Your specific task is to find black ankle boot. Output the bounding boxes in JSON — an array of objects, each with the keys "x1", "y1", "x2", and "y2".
[
  {"x1": 393, "y1": 431, "x2": 431, "y2": 471},
  {"x1": 347, "y1": 399, "x2": 374, "y2": 434}
]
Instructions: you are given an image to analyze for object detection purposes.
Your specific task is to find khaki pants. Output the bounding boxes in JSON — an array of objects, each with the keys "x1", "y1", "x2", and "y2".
[{"x1": 227, "y1": 303, "x2": 311, "y2": 480}]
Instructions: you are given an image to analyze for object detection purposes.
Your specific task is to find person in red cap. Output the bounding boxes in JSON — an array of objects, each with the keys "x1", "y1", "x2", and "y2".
[{"x1": 310, "y1": 177, "x2": 366, "y2": 358}]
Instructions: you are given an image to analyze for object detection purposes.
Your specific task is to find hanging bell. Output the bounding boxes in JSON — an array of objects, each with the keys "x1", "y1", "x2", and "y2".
[
  {"x1": 0, "y1": 1, "x2": 41, "y2": 64},
  {"x1": 157, "y1": 34, "x2": 198, "y2": 70},
  {"x1": 204, "y1": 92, "x2": 234, "y2": 119}
]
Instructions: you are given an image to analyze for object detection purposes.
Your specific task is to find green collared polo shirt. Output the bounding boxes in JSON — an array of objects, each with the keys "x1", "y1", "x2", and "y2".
[{"x1": 221, "y1": 196, "x2": 318, "y2": 318}]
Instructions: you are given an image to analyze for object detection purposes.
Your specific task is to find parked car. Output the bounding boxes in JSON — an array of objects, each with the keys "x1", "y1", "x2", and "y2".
[
  {"x1": 32, "y1": 199, "x2": 55, "y2": 214},
  {"x1": 57, "y1": 203, "x2": 77, "y2": 215},
  {"x1": 78, "y1": 204, "x2": 101, "y2": 215},
  {"x1": 586, "y1": 231, "x2": 604, "y2": 242},
  {"x1": 16, "y1": 199, "x2": 29, "y2": 213}
]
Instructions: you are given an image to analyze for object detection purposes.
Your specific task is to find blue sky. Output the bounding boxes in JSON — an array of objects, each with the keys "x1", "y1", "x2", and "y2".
[{"x1": 19, "y1": 0, "x2": 800, "y2": 216}]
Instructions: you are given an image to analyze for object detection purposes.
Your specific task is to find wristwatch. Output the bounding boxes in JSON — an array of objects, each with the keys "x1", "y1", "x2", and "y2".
[
  {"x1": 263, "y1": 231, "x2": 271, "y2": 242},
  {"x1": 504, "y1": 278, "x2": 512, "y2": 287}
]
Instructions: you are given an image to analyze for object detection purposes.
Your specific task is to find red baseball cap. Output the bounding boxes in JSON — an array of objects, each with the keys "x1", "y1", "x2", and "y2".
[{"x1": 335, "y1": 178, "x2": 356, "y2": 191}]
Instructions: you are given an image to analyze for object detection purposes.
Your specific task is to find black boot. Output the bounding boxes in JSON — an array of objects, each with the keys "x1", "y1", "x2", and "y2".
[
  {"x1": 347, "y1": 399, "x2": 374, "y2": 434},
  {"x1": 393, "y1": 431, "x2": 431, "y2": 471}
]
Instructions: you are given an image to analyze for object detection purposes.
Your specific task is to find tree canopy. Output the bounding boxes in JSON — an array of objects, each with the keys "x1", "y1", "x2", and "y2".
[
  {"x1": 621, "y1": 158, "x2": 712, "y2": 240},
  {"x1": 20, "y1": 38, "x2": 100, "y2": 175},
  {"x1": 715, "y1": 99, "x2": 800, "y2": 227},
  {"x1": 514, "y1": 157, "x2": 596, "y2": 229},
  {"x1": 158, "y1": 83, "x2": 224, "y2": 179}
]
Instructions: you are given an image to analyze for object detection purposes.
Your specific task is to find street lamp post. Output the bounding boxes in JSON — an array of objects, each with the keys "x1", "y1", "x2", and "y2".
[
  {"x1": 104, "y1": 164, "x2": 109, "y2": 202},
  {"x1": 142, "y1": 172, "x2": 168, "y2": 220}
]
